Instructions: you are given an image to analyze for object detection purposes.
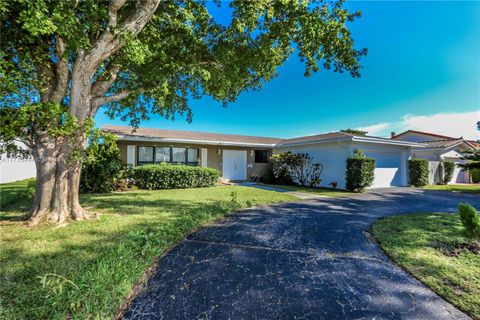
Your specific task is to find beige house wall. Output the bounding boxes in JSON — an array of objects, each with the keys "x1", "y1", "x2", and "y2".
[{"x1": 117, "y1": 141, "x2": 270, "y2": 180}]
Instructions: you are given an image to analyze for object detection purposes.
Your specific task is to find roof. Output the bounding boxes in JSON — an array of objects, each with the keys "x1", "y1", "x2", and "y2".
[
  {"x1": 420, "y1": 138, "x2": 477, "y2": 150},
  {"x1": 392, "y1": 130, "x2": 457, "y2": 140},
  {"x1": 102, "y1": 125, "x2": 282, "y2": 147},
  {"x1": 104, "y1": 125, "x2": 424, "y2": 148}
]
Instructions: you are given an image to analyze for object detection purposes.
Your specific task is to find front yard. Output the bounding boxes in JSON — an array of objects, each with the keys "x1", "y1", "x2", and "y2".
[
  {"x1": 372, "y1": 213, "x2": 480, "y2": 319},
  {"x1": 422, "y1": 184, "x2": 480, "y2": 195},
  {"x1": 0, "y1": 180, "x2": 296, "y2": 319}
]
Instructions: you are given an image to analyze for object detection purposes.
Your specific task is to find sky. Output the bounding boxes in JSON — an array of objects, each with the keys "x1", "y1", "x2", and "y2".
[{"x1": 95, "y1": 1, "x2": 480, "y2": 140}]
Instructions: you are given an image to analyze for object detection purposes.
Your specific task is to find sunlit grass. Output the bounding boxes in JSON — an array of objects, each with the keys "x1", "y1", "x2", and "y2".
[
  {"x1": 422, "y1": 184, "x2": 480, "y2": 195},
  {"x1": 372, "y1": 213, "x2": 480, "y2": 319},
  {"x1": 257, "y1": 183, "x2": 354, "y2": 197},
  {"x1": 0, "y1": 180, "x2": 296, "y2": 319}
]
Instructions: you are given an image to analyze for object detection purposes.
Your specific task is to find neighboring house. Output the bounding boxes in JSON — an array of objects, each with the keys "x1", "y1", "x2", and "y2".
[
  {"x1": 103, "y1": 125, "x2": 423, "y2": 189},
  {"x1": 0, "y1": 140, "x2": 36, "y2": 184},
  {"x1": 391, "y1": 130, "x2": 477, "y2": 184}
]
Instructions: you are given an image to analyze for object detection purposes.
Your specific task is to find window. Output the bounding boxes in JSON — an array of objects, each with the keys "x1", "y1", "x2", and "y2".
[
  {"x1": 137, "y1": 146, "x2": 199, "y2": 166},
  {"x1": 255, "y1": 150, "x2": 270, "y2": 163},
  {"x1": 172, "y1": 147, "x2": 187, "y2": 163},
  {"x1": 138, "y1": 146, "x2": 154, "y2": 164},
  {"x1": 155, "y1": 147, "x2": 171, "y2": 163},
  {"x1": 187, "y1": 148, "x2": 199, "y2": 164}
]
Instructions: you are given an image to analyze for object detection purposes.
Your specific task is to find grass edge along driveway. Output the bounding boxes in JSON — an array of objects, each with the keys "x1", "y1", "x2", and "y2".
[
  {"x1": 0, "y1": 180, "x2": 297, "y2": 319},
  {"x1": 422, "y1": 184, "x2": 480, "y2": 195},
  {"x1": 372, "y1": 213, "x2": 480, "y2": 319}
]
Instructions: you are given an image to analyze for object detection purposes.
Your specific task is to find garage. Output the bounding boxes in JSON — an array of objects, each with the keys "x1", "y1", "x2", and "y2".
[
  {"x1": 364, "y1": 151, "x2": 404, "y2": 188},
  {"x1": 445, "y1": 160, "x2": 469, "y2": 184}
]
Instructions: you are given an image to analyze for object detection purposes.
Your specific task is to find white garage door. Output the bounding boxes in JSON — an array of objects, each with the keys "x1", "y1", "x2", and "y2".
[{"x1": 366, "y1": 151, "x2": 403, "y2": 188}]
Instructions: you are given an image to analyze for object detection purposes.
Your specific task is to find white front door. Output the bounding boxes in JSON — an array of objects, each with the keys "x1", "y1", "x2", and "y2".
[{"x1": 222, "y1": 150, "x2": 247, "y2": 181}]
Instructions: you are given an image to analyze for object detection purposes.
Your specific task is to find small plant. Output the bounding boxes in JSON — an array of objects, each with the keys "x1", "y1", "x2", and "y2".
[
  {"x1": 408, "y1": 159, "x2": 429, "y2": 187},
  {"x1": 345, "y1": 149, "x2": 375, "y2": 192},
  {"x1": 443, "y1": 161, "x2": 455, "y2": 184},
  {"x1": 457, "y1": 203, "x2": 480, "y2": 239}
]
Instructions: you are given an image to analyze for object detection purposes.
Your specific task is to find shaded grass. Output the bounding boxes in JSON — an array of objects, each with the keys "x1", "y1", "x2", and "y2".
[
  {"x1": 422, "y1": 184, "x2": 480, "y2": 195},
  {"x1": 0, "y1": 181, "x2": 296, "y2": 319},
  {"x1": 372, "y1": 213, "x2": 480, "y2": 319},
  {"x1": 0, "y1": 178, "x2": 35, "y2": 210},
  {"x1": 258, "y1": 183, "x2": 354, "y2": 197}
]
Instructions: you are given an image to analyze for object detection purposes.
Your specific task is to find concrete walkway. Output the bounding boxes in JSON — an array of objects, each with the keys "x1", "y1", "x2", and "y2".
[{"x1": 123, "y1": 188, "x2": 479, "y2": 319}]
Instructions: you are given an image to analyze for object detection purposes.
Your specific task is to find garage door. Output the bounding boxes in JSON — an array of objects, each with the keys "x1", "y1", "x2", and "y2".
[
  {"x1": 365, "y1": 151, "x2": 403, "y2": 188},
  {"x1": 449, "y1": 162, "x2": 468, "y2": 184}
]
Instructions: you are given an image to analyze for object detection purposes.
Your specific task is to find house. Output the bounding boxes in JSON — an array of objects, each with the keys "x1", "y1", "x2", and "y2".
[
  {"x1": 103, "y1": 125, "x2": 424, "y2": 189},
  {"x1": 0, "y1": 140, "x2": 36, "y2": 183},
  {"x1": 391, "y1": 130, "x2": 477, "y2": 184}
]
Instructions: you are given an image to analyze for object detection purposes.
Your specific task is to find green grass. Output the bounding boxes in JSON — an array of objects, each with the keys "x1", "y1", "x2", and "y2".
[
  {"x1": 372, "y1": 213, "x2": 480, "y2": 319},
  {"x1": 422, "y1": 184, "x2": 480, "y2": 195},
  {"x1": 0, "y1": 178, "x2": 36, "y2": 210},
  {"x1": 258, "y1": 183, "x2": 355, "y2": 197},
  {"x1": 0, "y1": 180, "x2": 296, "y2": 319}
]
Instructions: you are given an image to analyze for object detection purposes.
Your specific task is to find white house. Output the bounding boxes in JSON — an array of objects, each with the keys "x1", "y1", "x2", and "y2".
[
  {"x1": 392, "y1": 130, "x2": 477, "y2": 184},
  {"x1": 0, "y1": 140, "x2": 36, "y2": 184},
  {"x1": 104, "y1": 126, "x2": 424, "y2": 189}
]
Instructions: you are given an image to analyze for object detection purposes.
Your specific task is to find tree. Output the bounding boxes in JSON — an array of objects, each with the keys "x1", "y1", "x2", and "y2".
[
  {"x1": 458, "y1": 149, "x2": 480, "y2": 171},
  {"x1": 1, "y1": 0, "x2": 366, "y2": 225},
  {"x1": 340, "y1": 128, "x2": 368, "y2": 136}
]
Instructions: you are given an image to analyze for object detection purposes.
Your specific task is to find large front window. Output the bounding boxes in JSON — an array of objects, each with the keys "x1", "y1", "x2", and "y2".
[{"x1": 137, "y1": 146, "x2": 198, "y2": 166}]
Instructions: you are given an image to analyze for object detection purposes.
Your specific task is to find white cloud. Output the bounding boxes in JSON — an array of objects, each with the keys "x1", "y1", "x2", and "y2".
[
  {"x1": 356, "y1": 110, "x2": 480, "y2": 140},
  {"x1": 356, "y1": 123, "x2": 390, "y2": 136}
]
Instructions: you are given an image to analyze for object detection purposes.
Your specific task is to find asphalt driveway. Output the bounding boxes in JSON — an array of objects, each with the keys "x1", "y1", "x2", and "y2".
[{"x1": 123, "y1": 188, "x2": 480, "y2": 319}]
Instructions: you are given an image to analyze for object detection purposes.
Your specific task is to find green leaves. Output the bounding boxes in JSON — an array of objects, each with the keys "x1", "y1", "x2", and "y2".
[
  {"x1": 346, "y1": 155, "x2": 375, "y2": 192},
  {"x1": 408, "y1": 159, "x2": 429, "y2": 187}
]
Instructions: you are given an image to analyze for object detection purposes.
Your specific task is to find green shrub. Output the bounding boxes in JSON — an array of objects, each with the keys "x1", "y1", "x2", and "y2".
[
  {"x1": 80, "y1": 130, "x2": 125, "y2": 193},
  {"x1": 408, "y1": 159, "x2": 429, "y2": 187},
  {"x1": 457, "y1": 203, "x2": 480, "y2": 239},
  {"x1": 345, "y1": 150, "x2": 375, "y2": 192},
  {"x1": 442, "y1": 161, "x2": 455, "y2": 184},
  {"x1": 471, "y1": 168, "x2": 480, "y2": 183},
  {"x1": 128, "y1": 163, "x2": 220, "y2": 189}
]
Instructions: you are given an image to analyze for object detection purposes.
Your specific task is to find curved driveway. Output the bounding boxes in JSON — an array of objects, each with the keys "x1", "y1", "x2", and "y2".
[{"x1": 123, "y1": 188, "x2": 479, "y2": 319}]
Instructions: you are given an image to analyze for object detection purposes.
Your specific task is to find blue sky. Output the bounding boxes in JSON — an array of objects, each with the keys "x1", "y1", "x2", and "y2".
[{"x1": 96, "y1": 1, "x2": 480, "y2": 140}]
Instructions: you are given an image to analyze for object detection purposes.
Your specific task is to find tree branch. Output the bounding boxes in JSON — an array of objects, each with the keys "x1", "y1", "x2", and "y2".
[
  {"x1": 108, "y1": 0, "x2": 127, "y2": 28},
  {"x1": 92, "y1": 90, "x2": 137, "y2": 109},
  {"x1": 50, "y1": 36, "x2": 69, "y2": 104},
  {"x1": 91, "y1": 64, "x2": 121, "y2": 97}
]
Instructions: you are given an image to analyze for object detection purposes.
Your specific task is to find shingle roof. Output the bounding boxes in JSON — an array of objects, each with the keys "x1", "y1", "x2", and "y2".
[
  {"x1": 422, "y1": 138, "x2": 476, "y2": 149},
  {"x1": 102, "y1": 125, "x2": 282, "y2": 145},
  {"x1": 392, "y1": 130, "x2": 457, "y2": 140},
  {"x1": 276, "y1": 131, "x2": 352, "y2": 145}
]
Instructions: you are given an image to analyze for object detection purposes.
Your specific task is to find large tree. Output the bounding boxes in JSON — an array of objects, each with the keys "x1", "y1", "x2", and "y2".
[{"x1": 1, "y1": 0, "x2": 366, "y2": 225}]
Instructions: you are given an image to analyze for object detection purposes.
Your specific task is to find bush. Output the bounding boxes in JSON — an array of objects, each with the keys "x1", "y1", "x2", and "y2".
[
  {"x1": 345, "y1": 150, "x2": 375, "y2": 192},
  {"x1": 80, "y1": 130, "x2": 125, "y2": 193},
  {"x1": 458, "y1": 203, "x2": 480, "y2": 239},
  {"x1": 128, "y1": 163, "x2": 220, "y2": 189},
  {"x1": 443, "y1": 161, "x2": 455, "y2": 184},
  {"x1": 408, "y1": 159, "x2": 429, "y2": 187},
  {"x1": 471, "y1": 168, "x2": 480, "y2": 183},
  {"x1": 269, "y1": 152, "x2": 323, "y2": 187}
]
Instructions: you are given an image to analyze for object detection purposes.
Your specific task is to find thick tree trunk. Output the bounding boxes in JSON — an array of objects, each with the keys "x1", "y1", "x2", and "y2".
[
  {"x1": 27, "y1": 133, "x2": 58, "y2": 226},
  {"x1": 47, "y1": 138, "x2": 71, "y2": 224}
]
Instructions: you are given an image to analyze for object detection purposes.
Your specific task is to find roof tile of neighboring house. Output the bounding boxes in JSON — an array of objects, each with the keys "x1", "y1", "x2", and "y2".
[
  {"x1": 392, "y1": 130, "x2": 456, "y2": 140},
  {"x1": 422, "y1": 139, "x2": 466, "y2": 149},
  {"x1": 102, "y1": 125, "x2": 282, "y2": 145}
]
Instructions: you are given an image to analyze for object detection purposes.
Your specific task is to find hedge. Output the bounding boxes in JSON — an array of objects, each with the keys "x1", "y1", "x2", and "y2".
[
  {"x1": 345, "y1": 157, "x2": 376, "y2": 192},
  {"x1": 471, "y1": 168, "x2": 480, "y2": 183},
  {"x1": 128, "y1": 164, "x2": 220, "y2": 190},
  {"x1": 409, "y1": 159, "x2": 429, "y2": 187},
  {"x1": 442, "y1": 161, "x2": 455, "y2": 184}
]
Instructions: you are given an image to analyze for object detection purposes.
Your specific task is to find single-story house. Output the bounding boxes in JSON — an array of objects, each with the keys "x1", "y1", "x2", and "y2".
[
  {"x1": 103, "y1": 125, "x2": 424, "y2": 189},
  {"x1": 391, "y1": 130, "x2": 477, "y2": 184}
]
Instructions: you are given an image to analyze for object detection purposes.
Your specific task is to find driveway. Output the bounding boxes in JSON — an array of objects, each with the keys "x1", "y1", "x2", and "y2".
[{"x1": 123, "y1": 188, "x2": 480, "y2": 319}]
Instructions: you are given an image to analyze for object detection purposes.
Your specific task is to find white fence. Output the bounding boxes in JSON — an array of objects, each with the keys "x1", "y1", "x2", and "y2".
[{"x1": 0, "y1": 158, "x2": 36, "y2": 183}]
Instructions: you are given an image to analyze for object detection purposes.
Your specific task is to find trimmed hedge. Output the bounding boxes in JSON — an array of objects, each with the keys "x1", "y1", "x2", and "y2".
[
  {"x1": 345, "y1": 157, "x2": 376, "y2": 192},
  {"x1": 458, "y1": 203, "x2": 480, "y2": 239},
  {"x1": 443, "y1": 161, "x2": 455, "y2": 184},
  {"x1": 129, "y1": 164, "x2": 220, "y2": 190},
  {"x1": 471, "y1": 168, "x2": 480, "y2": 183},
  {"x1": 409, "y1": 159, "x2": 429, "y2": 187}
]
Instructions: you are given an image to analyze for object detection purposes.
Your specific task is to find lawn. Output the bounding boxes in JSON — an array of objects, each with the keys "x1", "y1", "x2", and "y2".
[
  {"x1": 0, "y1": 180, "x2": 296, "y2": 319},
  {"x1": 422, "y1": 184, "x2": 480, "y2": 195},
  {"x1": 372, "y1": 213, "x2": 480, "y2": 319},
  {"x1": 257, "y1": 183, "x2": 354, "y2": 197}
]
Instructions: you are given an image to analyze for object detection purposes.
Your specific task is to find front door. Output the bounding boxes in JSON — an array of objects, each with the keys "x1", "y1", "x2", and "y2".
[{"x1": 222, "y1": 150, "x2": 247, "y2": 181}]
